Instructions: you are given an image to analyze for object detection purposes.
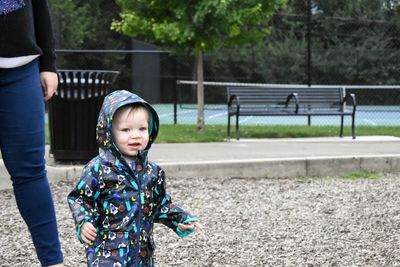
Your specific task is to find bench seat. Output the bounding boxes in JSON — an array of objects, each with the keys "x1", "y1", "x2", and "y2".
[{"x1": 227, "y1": 86, "x2": 356, "y2": 139}]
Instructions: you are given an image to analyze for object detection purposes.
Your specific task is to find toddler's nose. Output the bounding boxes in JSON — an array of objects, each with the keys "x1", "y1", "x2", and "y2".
[{"x1": 129, "y1": 129, "x2": 140, "y2": 138}]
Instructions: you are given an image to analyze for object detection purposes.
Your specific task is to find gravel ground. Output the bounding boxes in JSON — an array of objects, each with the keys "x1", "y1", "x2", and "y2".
[{"x1": 1, "y1": 173, "x2": 400, "y2": 267}]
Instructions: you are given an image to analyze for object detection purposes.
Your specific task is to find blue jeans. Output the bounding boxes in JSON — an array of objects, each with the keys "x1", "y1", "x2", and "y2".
[{"x1": 0, "y1": 60, "x2": 63, "y2": 266}]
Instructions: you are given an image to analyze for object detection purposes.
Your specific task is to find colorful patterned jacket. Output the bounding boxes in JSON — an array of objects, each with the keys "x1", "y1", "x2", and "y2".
[{"x1": 67, "y1": 90, "x2": 198, "y2": 266}]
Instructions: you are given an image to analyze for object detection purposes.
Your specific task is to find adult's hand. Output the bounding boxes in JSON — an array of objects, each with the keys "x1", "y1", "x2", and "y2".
[{"x1": 40, "y1": 71, "x2": 58, "y2": 101}]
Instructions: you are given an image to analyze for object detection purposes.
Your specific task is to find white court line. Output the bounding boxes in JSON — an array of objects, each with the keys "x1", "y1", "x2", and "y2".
[
  {"x1": 158, "y1": 110, "x2": 196, "y2": 118},
  {"x1": 208, "y1": 111, "x2": 227, "y2": 119},
  {"x1": 239, "y1": 116, "x2": 254, "y2": 123},
  {"x1": 362, "y1": 119, "x2": 377, "y2": 126}
]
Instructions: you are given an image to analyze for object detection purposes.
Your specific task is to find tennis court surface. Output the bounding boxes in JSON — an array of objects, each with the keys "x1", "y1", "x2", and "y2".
[{"x1": 154, "y1": 104, "x2": 400, "y2": 126}]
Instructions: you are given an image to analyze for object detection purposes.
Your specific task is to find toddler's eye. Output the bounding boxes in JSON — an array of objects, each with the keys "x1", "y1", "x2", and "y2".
[
  {"x1": 139, "y1": 127, "x2": 148, "y2": 132},
  {"x1": 122, "y1": 128, "x2": 130, "y2": 132}
]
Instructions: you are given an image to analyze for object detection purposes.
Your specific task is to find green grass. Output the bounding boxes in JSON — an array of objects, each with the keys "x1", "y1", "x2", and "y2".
[
  {"x1": 155, "y1": 124, "x2": 400, "y2": 143},
  {"x1": 45, "y1": 124, "x2": 400, "y2": 144},
  {"x1": 298, "y1": 171, "x2": 384, "y2": 180},
  {"x1": 46, "y1": 124, "x2": 50, "y2": 144},
  {"x1": 339, "y1": 171, "x2": 383, "y2": 180}
]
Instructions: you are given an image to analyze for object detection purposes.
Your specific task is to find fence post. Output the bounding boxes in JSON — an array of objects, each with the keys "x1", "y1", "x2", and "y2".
[
  {"x1": 306, "y1": 0, "x2": 312, "y2": 86},
  {"x1": 174, "y1": 80, "x2": 179, "y2": 124}
]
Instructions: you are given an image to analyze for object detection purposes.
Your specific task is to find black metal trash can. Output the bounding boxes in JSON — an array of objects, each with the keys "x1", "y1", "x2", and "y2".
[{"x1": 48, "y1": 70, "x2": 119, "y2": 162}]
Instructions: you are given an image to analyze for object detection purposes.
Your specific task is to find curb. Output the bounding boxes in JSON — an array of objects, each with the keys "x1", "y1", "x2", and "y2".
[
  {"x1": 159, "y1": 154, "x2": 400, "y2": 179},
  {"x1": 1, "y1": 154, "x2": 400, "y2": 191}
]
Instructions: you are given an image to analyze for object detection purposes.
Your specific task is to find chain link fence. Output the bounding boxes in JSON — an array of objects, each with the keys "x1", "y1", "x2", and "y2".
[{"x1": 52, "y1": 0, "x2": 400, "y2": 127}]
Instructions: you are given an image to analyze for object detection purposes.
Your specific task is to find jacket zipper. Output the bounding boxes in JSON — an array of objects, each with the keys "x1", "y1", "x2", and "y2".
[{"x1": 135, "y1": 166, "x2": 142, "y2": 267}]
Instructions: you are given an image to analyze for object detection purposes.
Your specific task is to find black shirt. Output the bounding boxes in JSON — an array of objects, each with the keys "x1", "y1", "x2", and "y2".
[{"x1": 0, "y1": 0, "x2": 56, "y2": 72}]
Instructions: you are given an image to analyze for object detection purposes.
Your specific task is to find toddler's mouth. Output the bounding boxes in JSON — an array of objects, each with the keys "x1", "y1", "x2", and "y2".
[{"x1": 129, "y1": 143, "x2": 141, "y2": 147}]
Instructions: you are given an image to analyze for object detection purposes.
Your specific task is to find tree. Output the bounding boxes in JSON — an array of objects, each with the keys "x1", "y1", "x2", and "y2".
[
  {"x1": 49, "y1": 0, "x2": 129, "y2": 49},
  {"x1": 112, "y1": 0, "x2": 287, "y2": 130},
  {"x1": 201, "y1": 0, "x2": 400, "y2": 87},
  {"x1": 48, "y1": 0, "x2": 131, "y2": 88}
]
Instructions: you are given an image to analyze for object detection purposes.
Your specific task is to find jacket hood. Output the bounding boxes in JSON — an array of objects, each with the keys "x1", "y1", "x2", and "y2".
[{"x1": 96, "y1": 90, "x2": 159, "y2": 162}]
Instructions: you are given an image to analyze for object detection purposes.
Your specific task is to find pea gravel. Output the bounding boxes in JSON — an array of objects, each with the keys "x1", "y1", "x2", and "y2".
[{"x1": 0, "y1": 173, "x2": 400, "y2": 267}]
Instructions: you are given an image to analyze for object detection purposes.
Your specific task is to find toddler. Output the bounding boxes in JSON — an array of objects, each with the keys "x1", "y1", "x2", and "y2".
[{"x1": 67, "y1": 90, "x2": 200, "y2": 266}]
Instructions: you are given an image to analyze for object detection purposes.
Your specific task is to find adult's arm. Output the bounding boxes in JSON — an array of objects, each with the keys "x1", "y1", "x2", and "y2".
[{"x1": 32, "y1": 0, "x2": 56, "y2": 72}]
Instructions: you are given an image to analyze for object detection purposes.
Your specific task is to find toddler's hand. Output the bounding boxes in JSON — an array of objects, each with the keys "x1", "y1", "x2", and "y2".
[
  {"x1": 178, "y1": 221, "x2": 203, "y2": 231},
  {"x1": 80, "y1": 222, "x2": 97, "y2": 244}
]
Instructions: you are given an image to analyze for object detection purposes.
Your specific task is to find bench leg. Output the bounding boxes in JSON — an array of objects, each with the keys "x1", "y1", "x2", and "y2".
[
  {"x1": 340, "y1": 115, "x2": 344, "y2": 137},
  {"x1": 351, "y1": 114, "x2": 356, "y2": 139},
  {"x1": 235, "y1": 114, "x2": 239, "y2": 140},
  {"x1": 227, "y1": 114, "x2": 231, "y2": 140},
  {"x1": 307, "y1": 115, "x2": 311, "y2": 126}
]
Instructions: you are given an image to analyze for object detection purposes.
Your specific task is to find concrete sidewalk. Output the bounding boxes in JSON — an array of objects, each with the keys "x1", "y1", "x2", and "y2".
[{"x1": 1, "y1": 136, "x2": 400, "y2": 190}]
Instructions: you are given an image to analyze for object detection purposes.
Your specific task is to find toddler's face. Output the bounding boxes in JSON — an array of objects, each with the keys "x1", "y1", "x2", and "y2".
[{"x1": 112, "y1": 106, "x2": 149, "y2": 160}]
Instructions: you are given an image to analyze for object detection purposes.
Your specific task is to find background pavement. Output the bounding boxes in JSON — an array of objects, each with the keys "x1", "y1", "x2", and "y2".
[{"x1": 1, "y1": 136, "x2": 400, "y2": 190}]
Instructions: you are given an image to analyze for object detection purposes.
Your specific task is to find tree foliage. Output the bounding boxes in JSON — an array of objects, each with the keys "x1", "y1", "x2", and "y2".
[
  {"x1": 48, "y1": 0, "x2": 131, "y2": 88},
  {"x1": 112, "y1": 0, "x2": 287, "y2": 55},
  {"x1": 112, "y1": 0, "x2": 287, "y2": 130},
  {"x1": 204, "y1": 0, "x2": 400, "y2": 87},
  {"x1": 49, "y1": 0, "x2": 128, "y2": 49}
]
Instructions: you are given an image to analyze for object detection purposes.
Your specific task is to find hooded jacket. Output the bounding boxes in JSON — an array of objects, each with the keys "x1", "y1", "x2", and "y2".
[{"x1": 67, "y1": 90, "x2": 198, "y2": 267}]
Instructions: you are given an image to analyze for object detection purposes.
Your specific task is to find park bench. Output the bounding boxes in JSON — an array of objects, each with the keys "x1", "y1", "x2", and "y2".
[{"x1": 227, "y1": 86, "x2": 356, "y2": 140}]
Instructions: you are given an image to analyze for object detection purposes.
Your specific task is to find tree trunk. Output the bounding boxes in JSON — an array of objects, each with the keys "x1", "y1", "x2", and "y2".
[{"x1": 196, "y1": 51, "x2": 205, "y2": 131}]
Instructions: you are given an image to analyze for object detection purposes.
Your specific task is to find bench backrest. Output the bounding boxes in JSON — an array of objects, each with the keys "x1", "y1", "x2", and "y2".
[
  {"x1": 227, "y1": 86, "x2": 344, "y2": 109},
  {"x1": 227, "y1": 87, "x2": 295, "y2": 104},
  {"x1": 294, "y1": 87, "x2": 344, "y2": 109}
]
